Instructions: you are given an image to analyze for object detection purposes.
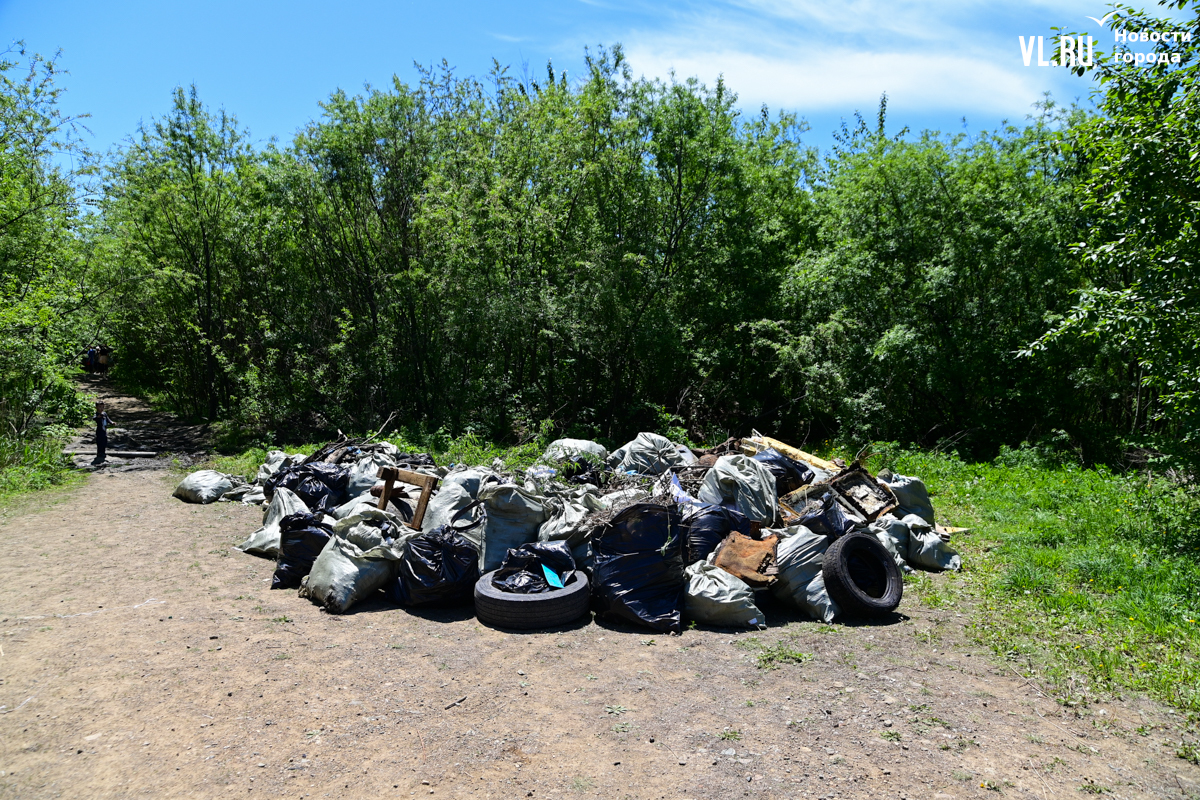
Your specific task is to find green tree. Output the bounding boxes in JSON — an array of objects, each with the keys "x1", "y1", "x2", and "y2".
[
  {"x1": 1031, "y1": 1, "x2": 1200, "y2": 458},
  {"x1": 0, "y1": 44, "x2": 92, "y2": 453},
  {"x1": 413, "y1": 48, "x2": 811, "y2": 439},
  {"x1": 753, "y1": 100, "x2": 1092, "y2": 456},
  {"x1": 265, "y1": 77, "x2": 437, "y2": 430},
  {"x1": 102, "y1": 85, "x2": 261, "y2": 421}
]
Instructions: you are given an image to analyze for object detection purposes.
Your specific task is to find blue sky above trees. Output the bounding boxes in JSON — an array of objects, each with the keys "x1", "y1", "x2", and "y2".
[{"x1": 0, "y1": 0, "x2": 1148, "y2": 154}]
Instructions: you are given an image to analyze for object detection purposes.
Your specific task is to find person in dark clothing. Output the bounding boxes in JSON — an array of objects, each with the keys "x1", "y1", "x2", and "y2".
[{"x1": 94, "y1": 402, "x2": 110, "y2": 463}]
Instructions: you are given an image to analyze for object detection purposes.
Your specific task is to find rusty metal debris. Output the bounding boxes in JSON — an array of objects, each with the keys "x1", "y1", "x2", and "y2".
[{"x1": 713, "y1": 531, "x2": 780, "y2": 588}]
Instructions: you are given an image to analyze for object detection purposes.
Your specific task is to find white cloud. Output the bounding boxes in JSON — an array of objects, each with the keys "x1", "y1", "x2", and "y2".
[
  {"x1": 624, "y1": 43, "x2": 1048, "y2": 116},
  {"x1": 725, "y1": 0, "x2": 988, "y2": 41},
  {"x1": 610, "y1": 0, "x2": 1090, "y2": 118}
]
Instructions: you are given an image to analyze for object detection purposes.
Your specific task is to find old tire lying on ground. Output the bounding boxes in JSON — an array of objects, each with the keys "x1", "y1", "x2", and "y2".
[
  {"x1": 474, "y1": 569, "x2": 591, "y2": 630},
  {"x1": 821, "y1": 532, "x2": 903, "y2": 616}
]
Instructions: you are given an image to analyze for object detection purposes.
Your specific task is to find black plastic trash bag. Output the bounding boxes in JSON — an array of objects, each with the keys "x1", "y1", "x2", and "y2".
[
  {"x1": 491, "y1": 541, "x2": 577, "y2": 594},
  {"x1": 386, "y1": 528, "x2": 480, "y2": 607},
  {"x1": 396, "y1": 452, "x2": 437, "y2": 470},
  {"x1": 752, "y1": 448, "x2": 814, "y2": 496},
  {"x1": 271, "y1": 512, "x2": 334, "y2": 590},
  {"x1": 591, "y1": 503, "x2": 686, "y2": 633},
  {"x1": 559, "y1": 456, "x2": 606, "y2": 487},
  {"x1": 264, "y1": 462, "x2": 351, "y2": 512},
  {"x1": 682, "y1": 504, "x2": 753, "y2": 565},
  {"x1": 794, "y1": 489, "x2": 854, "y2": 539}
]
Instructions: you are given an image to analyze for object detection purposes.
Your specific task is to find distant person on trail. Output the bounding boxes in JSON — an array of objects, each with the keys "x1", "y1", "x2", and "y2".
[
  {"x1": 94, "y1": 402, "x2": 111, "y2": 463},
  {"x1": 86, "y1": 347, "x2": 97, "y2": 373}
]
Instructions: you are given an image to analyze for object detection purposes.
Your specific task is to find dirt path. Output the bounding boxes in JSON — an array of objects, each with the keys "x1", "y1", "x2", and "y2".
[
  {"x1": 66, "y1": 375, "x2": 211, "y2": 472},
  {"x1": 2, "y1": 394, "x2": 1198, "y2": 799}
]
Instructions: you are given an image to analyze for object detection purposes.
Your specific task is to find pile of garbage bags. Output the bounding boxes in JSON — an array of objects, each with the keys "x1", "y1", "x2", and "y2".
[{"x1": 172, "y1": 430, "x2": 962, "y2": 632}]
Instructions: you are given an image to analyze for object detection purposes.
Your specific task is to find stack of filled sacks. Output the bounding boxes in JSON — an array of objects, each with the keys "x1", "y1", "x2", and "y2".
[
  {"x1": 674, "y1": 450, "x2": 961, "y2": 628},
  {"x1": 173, "y1": 442, "x2": 436, "y2": 509},
  {"x1": 190, "y1": 431, "x2": 963, "y2": 627}
]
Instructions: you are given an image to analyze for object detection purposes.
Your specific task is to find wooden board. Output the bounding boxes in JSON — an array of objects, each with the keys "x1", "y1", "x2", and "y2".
[
  {"x1": 740, "y1": 435, "x2": 839, "y2": 473},
  {"x1": 376, "y1": 466, "x2": 439, "y2": 530}
]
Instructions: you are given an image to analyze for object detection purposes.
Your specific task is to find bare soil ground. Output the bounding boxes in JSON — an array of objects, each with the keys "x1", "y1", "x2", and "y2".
[{"x1": 2, "y1": 387, "x2": 1199, "y2": 799}]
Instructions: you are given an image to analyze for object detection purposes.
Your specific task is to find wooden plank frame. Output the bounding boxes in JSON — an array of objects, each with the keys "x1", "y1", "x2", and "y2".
[
  {"x1": 376, "y1": 466, "x2": 439, "y2": 530},
  {"x1": 826, "y1": 463, "x2": 898, "y2": 522}
]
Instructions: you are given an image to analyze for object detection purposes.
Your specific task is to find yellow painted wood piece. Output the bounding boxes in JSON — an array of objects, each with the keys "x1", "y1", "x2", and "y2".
[{"x1": 741, "y1": 435, "x2": 839, "y2": 472}]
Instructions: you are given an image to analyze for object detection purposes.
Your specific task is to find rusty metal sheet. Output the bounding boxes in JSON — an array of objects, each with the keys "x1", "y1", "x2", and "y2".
[{"x1": 713, "y1": 532, "x2": 779, "y2": 589}]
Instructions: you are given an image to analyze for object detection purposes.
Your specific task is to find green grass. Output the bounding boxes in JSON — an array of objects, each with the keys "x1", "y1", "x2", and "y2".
[
  {"x1": 0, "y1": 426, "x2": 83, "y2": 505},
  {"x1": 1078, "y1": 780, "x2": 1110, "y2": 794},
  {"x1": 203, "y1": 443, "x2": 319, "y2": 480},
  {"x1": 863, "y1": 443, "x2": 1200, "y2": 714},
  {"x1": 754, "y1": 640, "x2": 813, "y2": 670}
]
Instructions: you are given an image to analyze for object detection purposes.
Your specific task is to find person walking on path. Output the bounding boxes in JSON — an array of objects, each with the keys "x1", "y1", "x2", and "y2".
[{"x1": 94, "y1": 402, "x2": 111, "y2": 463}]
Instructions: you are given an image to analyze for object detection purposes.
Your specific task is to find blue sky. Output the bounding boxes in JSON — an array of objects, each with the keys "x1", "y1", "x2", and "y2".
[{"x1": 0, "y1": 0, "x2": 1158, "y2": 157}]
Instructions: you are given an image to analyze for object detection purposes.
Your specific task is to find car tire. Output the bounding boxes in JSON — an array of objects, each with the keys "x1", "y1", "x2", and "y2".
[
  {"x1": 822, "y1": 532, "x2": 902, "y2": 616},
  {"x1": 473, "y1": 569, "x2": 591, "y2": 630}
]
